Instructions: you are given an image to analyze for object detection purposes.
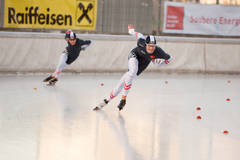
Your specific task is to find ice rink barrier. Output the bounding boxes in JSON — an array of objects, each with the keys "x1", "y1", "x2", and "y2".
[{"x1": 0, "y1": 32, "x2": 240, "y2": 74}]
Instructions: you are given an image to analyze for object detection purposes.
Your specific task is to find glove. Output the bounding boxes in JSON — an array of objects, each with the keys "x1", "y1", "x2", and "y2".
[
  {"x1": 152, "y1": 59, "x2": 162, "y2": 64},
  {"x1": 128, "y1": 24, "x2": 135, "y2": 35},
  {"x1": 65, "y1": 29, "x2": 72, "y2": 42}
]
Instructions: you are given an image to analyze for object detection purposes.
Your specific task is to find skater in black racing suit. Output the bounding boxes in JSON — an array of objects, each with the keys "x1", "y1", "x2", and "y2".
[
  {"x1": 94, "y1": 24, "x2": 172, "y2": 111},
  {"x1": 43, "y1": 29, "x2": 92, "y2": 85}
]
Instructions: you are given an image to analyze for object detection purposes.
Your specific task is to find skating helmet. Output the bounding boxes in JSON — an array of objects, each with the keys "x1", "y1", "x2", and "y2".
[
  {"x1": 145, "y1": 35, "x2": 156, "y2": 45},
  {"x1": 65, "y1": 29, "x2": 76, "y2": 41}
]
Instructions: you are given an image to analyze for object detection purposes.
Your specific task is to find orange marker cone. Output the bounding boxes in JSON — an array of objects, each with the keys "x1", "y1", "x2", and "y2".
[
  {"x1": 196, "y1": 107, "x2": 201, "y2": 111},
  {"x1": 196, "y1": 115, "x2": 202, "y2": 120}
]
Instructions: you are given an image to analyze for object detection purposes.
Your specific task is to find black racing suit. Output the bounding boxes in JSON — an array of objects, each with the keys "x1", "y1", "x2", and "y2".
[
  {"x1": 65, "y1": 38, "x2": 91, "y2": 64},
  {"x1": 129, "y1": 44, "x2": 171, "y2": 76}
]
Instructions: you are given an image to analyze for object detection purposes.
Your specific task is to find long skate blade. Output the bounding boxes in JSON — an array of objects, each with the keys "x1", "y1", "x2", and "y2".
[
  {"x1": 47, "y1": 83, "x2": 56, "y2": 86},
  {"x1": 93, "y1": 106, "x2": 101, "y2": 111},
  {"x1": 118, "y1": 107, "x2": 123, "y2": 111},
  {"x1": 43, "y1": 76, "x2": 54, "y2": 82}
]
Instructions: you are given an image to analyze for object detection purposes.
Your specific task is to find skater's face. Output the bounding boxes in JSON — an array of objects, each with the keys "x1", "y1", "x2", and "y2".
[
  {"x1": 146, "y1": 44, "x2": 156, "y2": 54},
  {"x1": 69, "y1": 38, "x2": 76, "y2": 45}
]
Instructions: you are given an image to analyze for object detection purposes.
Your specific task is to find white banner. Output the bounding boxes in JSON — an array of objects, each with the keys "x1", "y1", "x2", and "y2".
[{"x1": 163, "y1": 2, "x2": 240, "y2": 36}]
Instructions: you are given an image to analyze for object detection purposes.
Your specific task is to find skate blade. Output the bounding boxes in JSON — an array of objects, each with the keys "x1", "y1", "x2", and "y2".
[
  {"x1": 47, "y1": 83, "x2": 56, "y2": 86},
  {"x1": 43, "y1": 79, "x2": 52, "y2": 82},
  {"x1": 118, "y1": 106, "x2": 124, "y2": 111},
  {"x1": 43, "y1": 78, "x2": 49, "y2": 82},
  {"x1": 93, "y1": 106, "x2": 101, "y2": 111},
  {"x1": 43, "y1": 76, "x2": 54, "y2": 82}
]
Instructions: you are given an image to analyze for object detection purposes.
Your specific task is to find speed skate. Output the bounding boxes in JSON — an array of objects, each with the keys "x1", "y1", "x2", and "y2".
[
  {"x1": 46, "y1": 79, "x2": 58, "y2": 86},
  {"x1": 93, "y1": 99, "x2": 109, "y2": 111},
  {"x1": 43, "y1": 75, "x2": 58, "y2": 86}
]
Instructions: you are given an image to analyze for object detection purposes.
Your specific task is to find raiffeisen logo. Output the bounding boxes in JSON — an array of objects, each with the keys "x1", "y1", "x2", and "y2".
[
  {"x1": 8, "y1": 6, "x2": 72, "y2": 26},
  {"x1": 4, "y1": 0, "x2": 97, "y2": 30}
]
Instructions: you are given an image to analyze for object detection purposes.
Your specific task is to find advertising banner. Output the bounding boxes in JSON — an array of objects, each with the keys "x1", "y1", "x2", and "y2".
[
  {"x1": 163, "y1": 2, "x2": 240, "y2": 36},
  {"x1": 4, "y1": 0, "x2": 97, "y2": 30}
]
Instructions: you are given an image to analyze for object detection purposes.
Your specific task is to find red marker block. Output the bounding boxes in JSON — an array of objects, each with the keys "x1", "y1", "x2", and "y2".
[
  {"x1": 226, "y1": 98, "x2": 230, "y2": 101},
  {"x1": 223, "y1": 130, "x2": 229, "y2": 134},
  {"x1": 100, "y1": 83, "x2": 104, "y2": 86},
  {"x1": 227, "y1": 80, "x2": 231, "y2": 83},
  {"x1": 165, "y1": 81, "x2": 168, "y2": 84},
  {"x1": 196, "y1": 115, "x2": 202, "y2": 120},
  {"x1": 196, "y1": 107, "x2": 201, "y2": 111}
]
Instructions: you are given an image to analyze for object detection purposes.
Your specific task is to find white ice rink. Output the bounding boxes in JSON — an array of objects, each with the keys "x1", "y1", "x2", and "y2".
[{"x1": 0, "y1": 73, "x2": 240, "y2": 160}]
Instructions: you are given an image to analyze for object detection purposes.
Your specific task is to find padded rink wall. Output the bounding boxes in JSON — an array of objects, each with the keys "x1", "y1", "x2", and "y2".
[{"x1": 0, "y1": 32, "x2": 240, "y2": 74}]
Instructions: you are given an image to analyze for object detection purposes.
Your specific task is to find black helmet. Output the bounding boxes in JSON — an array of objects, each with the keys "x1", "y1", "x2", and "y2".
[
  {"x1": 65, "y1": 29, "x2": 76, "y2": 40},
  {"x1": 146, "y1": 35, "x2": 156, "y2": 45}
]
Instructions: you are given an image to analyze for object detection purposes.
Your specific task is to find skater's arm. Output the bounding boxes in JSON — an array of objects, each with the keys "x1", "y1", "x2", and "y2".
[
  {"x1": 152, "y1": 48, "x2": 172, "y2": 67},
  {"x1": 81, "y1": 40, "x2": 92, "y2": 50},
  {"x1": 128, "y1": 24, "x2": 145, "y2": 39},
  {"x1": 152, "y1": 56, "x2": 172, "y2": 67},
  {"x1": 65, "y1": 29, "x2": 72, "y2": 42}
]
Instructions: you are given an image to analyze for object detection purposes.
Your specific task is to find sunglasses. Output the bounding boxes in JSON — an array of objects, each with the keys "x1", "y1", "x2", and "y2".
[{"x1": 69, "y1": 39, "x2": 76, "y2": 41}]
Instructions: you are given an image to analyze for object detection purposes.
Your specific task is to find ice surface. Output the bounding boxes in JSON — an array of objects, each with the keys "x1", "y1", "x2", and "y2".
[{"x1": 0, "y1": 73, "x2": 240, "y2": 160}]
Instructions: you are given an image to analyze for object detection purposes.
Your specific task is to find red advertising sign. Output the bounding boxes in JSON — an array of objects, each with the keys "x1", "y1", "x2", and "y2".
[
  {"x1": 164, "y1": 2, "x2": 240, "y2": 36},
  {"x1": 166, "y1": 6, "x2": 184, "y2": 30}
]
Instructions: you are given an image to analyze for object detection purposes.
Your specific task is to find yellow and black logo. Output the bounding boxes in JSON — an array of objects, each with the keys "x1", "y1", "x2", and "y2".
[
  {"x1": 76, "y1": 0, "x2": 96, "y2": 27},
  {"x1": 4, "y1": 0, "x2": 97, "y2": 30}
]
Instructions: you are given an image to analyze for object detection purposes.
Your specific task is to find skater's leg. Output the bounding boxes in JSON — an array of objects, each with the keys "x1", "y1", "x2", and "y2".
[
  {"x1": 107, "y1": 72, "x2": 128, "y2": 102},
  {"x1": 52, "y1": 53, "x2": 68, "y2": 78},
  {"x1": 44, "y1": 53, "x2": 68, "y2": 85},
  {"x1": 122, "y1": 58, "x2": 138, "y2": 97},
  {"x1": 94, "y1": 72, "x2": 127, "y2": 110},
  {"x1": 118, "y1": 58, "x2": 138, "y2": 110},
  {"x1": 94, "y1": 58, "x2": 138, "y2": 111},
  {"x1": 107, "y1": 58, "x2": 138, "y2": 101},
  {"x1": 107, "y1": 58, "x2": 138, "y2": 102}
]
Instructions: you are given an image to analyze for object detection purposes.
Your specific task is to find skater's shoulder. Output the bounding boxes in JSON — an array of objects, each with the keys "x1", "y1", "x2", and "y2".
[
  {"x1": 133, "y1": 46, "x2": 147, "y2": 54},
  {"x1": 76, "y1": 38, "x2": 82, "y2": 42},
  {"x1": 76, "y1": 38, "x2": 90, "y2": 44},
  {"x1": 156, "y1": 45, "x2": 165, "y2": 50},
  {"x1": 131, "y1": 46, "x2": 139, "y2": 53},
  {"x1": 132, "y1": 45, "x2": 145, "y2": 51},
  {"x1": 73, "y1": 38, "x2": 83, "y2": 45},
  {"x1": 130, "y1": 47, "x2": 147, "y2": 58},
  {"x1": 154, "y1": 45, "x2": 165, "y2": 53}
]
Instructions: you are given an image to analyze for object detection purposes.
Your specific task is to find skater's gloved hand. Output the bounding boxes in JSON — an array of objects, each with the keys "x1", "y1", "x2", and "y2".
[
  {"x1": 128, "y1": 24, "x2": 144, "y2": 39},
  {"x1": 164, "y1": 59, "x2": 170, "y2": 64},
  {"x1": 152, "y1": 59, "x2": 162, "y2": 64},
  {"x1": 65, "y1": 29, "x2": 72, "y2": 42},
  {"x1": 152, "y1": 58, "x2": 172, "y2": 67},
  {"x1": 128, "y1": 24, "x2": 135, "y2": 35},
  {"x1": 89, "y1": 40, "x2": 93, "y2": 45},
  {"x1": 81, "y1": 40, "x2": 92, "y2": 50},
  {"x1": 128, "y1": 24, "x2": 134, "y2": 29}
]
